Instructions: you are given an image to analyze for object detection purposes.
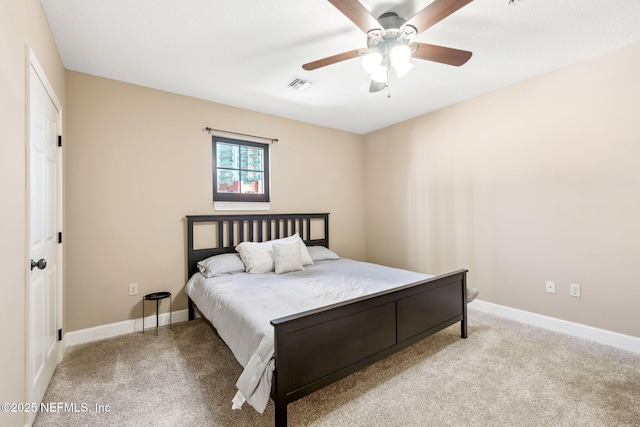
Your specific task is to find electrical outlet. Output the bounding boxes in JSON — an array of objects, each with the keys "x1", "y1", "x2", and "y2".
[
  {"x1": 545, "y1": 280, "x2": 556, "y2": 294},
  {"x1": 129, "y1": 283, "x2": 138, "y2": 296},
  {"x1": 570, "y1": 283, "x2": 581, "y2": 298}
]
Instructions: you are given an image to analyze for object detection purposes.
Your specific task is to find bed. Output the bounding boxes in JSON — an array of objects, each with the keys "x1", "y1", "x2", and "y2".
[{"x1": 185, "y1": 213, "x2": 468, "y2": 427}]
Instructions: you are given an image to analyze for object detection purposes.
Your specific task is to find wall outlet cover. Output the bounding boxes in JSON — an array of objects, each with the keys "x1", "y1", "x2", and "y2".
[
  {"x1": 545, "y1": 280, "x2": 556, "y2": 294},
  {"x1": 570, "y1": 283, "x2": 581, "y2": 297}
]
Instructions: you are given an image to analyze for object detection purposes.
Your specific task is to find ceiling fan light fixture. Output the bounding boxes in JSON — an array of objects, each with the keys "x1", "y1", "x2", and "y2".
[
  {"x1": 390, "y1": 45, "x2": 411, "y2": 66},
  {"x1": 393, "y1": 61, "x2": 414, "y2": 79},
  {"x1": 370, "y1": 66, "x2": 387, "y2": 83},
  {"x1": 389, "y1": 44, "x2": 413, "y2": 79},
  {"x1": 361, "y1": 51, "x2": 383, "y2": 75}
]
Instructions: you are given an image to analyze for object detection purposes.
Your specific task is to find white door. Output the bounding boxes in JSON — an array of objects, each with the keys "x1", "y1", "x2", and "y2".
[{"x1": 28, "y1": 51, "x2": 62, "y2": 424}]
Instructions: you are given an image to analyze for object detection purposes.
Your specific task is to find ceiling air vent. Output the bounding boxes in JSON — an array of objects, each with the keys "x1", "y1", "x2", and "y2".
[{"x1": 288, "y1": 77, "x2": 313, "y2": 91}]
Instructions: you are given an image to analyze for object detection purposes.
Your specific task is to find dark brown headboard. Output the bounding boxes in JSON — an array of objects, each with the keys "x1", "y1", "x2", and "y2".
[{"x1": 186, "y1": 213, "x2": 329, "y2": 278}]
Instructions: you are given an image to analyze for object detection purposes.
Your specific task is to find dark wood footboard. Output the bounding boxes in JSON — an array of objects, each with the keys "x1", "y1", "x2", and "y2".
[{"x1": 270, "y1": 269, "x2": 468, "y2": 427}]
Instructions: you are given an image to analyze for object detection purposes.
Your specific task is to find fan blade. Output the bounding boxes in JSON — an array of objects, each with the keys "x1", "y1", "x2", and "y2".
[
  {"x1": 405, "y1": 0, "x2": 474, "y2": 35},
  {"x1": 327, "y1": 0, "x2": 380, "y2": 33},
  {"x1": 410, "y1": 42, "x2": 472, "y2": 66},
  {"x1": 369, "y1": 80, "x2": 386, "y2": 93},
  {"x1": 302, "y1": 49, "x2": 361, "y2": 71}
]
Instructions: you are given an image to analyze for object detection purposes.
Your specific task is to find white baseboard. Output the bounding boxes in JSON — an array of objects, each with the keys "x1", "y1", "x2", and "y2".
[
  {"x1": 469, "y1": 299, "x2": 640, "y2": 355},
  {"x1": 64, "y1": 309, "x2": 189, "y2": 347},
  {"x1": 63, "y1": 302, "x2": 640, "y2": 355}
]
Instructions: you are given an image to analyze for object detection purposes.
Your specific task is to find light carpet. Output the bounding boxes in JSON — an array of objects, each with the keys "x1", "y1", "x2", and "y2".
[{"x1": 34, "y1": 310, "x2": 640, "y2": 426}]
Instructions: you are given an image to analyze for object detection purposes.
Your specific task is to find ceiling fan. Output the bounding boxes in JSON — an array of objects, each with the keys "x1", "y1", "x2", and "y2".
[{"x1": 302, "y1": 0, "x2": 475, "y2": 93}]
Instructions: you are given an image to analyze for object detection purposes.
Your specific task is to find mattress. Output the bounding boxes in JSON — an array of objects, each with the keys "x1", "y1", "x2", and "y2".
[{"x1": 185, "y1": 258, "x2": 432, "y2": 413}]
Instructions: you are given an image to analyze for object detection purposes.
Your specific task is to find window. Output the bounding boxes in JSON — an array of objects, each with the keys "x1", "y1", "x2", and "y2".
[{"x1": 213, "y1": 136, "x2": 270, "y2": 203}]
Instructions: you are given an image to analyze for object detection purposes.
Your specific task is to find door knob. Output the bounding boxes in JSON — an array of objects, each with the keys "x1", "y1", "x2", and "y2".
[{"x1": 30, "y1": 258, "x2": 47, "y2": 271}]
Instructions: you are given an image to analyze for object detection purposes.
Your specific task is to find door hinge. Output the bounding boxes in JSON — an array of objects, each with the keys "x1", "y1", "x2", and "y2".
[
  {"x1": 58, "y1": 329, "x2": 63, "y2": 341},
  {"x1": 58, "y1": 135, "x2": 62, "y2": 147},
  {"x1": 58, "y1": 232, "x2": 62, "y2": 244}
]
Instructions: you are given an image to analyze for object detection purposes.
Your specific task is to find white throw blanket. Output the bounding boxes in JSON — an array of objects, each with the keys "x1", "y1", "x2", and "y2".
[{"x1": 185, "y1": 258, "x2": 431, "y2": 413}]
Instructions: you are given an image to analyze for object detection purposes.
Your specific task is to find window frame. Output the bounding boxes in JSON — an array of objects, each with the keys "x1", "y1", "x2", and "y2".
[{"x1": 212, "y1": 136, "x2": 270, "y2": 203}]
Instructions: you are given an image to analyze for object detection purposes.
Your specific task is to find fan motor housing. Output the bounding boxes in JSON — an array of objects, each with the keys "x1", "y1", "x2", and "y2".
[
  {"x1": 378, "y1": 12, "x2": 406, "y2": 37},
  {"x1": 378, "y1": 12, "x2": 405, "y2": 29},
  {"x1": 367, "y1": 12, "x2": 414, "y2": 49}
]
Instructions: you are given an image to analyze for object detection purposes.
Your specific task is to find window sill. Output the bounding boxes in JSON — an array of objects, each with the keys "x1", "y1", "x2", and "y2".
[{"x1": 213, "y1": 202, "x2": 271, "y2": 211}]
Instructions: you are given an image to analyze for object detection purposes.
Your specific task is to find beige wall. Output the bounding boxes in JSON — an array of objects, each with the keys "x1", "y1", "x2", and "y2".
[
  {"x1": 64, "y1": 71, "x2": 366, "y2": 332},
  {"x1": 364, "y1": 42, "x2": 640, "y2": 338},
  {"x1": 0, "y1": 0, "x2": 65, "y2": 425}
]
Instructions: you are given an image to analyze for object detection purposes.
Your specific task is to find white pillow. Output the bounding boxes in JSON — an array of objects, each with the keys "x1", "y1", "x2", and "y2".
[
  {"x1": 299, "y1": 241, "x2": 314, "y2": 266},
  {"x1": 307, "y1": 246, "x2": 340, "y2": 262},
  {"x1": 277, "y1": 233, "x2": 313, "y2": 266},
  {"x1": 272, "y1": 241, "x2": 304, "y2": 274},
  {"x1": 197, "y1": 253, "x2": 246, "y2": 278},
  {"x1": 235, "y1": 241, "x2": 275, "y2": 274},
  {"x1": 235, "y1": 233, "x2": 314, "y2": 273},
  {"x1": 236, "y1": 233, "x2": 313, "y2": 274}
]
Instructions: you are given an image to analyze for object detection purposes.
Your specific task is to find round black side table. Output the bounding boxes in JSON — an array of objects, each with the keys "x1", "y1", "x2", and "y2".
[{"x1": 142, "y1": 291, "x2": 172, "y2": 335}]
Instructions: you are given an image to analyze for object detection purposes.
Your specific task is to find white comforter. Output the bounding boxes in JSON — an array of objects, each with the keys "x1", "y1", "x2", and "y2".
[{"x1": 184, "y1": 258, "x2": 431, "y2": 413}]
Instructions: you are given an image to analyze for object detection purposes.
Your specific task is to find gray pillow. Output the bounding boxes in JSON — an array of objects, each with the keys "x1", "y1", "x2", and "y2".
[
  {"x1": 197, "y1": 253, "x2": 246, "y2": 278},
  {"x1": 307, "y1": 246, "x2": 340, "y2": 262}
]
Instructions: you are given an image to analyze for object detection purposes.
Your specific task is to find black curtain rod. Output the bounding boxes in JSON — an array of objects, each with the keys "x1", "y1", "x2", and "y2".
[{"x1": 205, "y1": 127, "x2": 278, "y2": 143}]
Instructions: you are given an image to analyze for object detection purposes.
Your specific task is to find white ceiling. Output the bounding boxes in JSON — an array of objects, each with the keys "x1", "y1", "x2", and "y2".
[{"x1": 41, "y1": 0, "x2": 640, "y2": 134}]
